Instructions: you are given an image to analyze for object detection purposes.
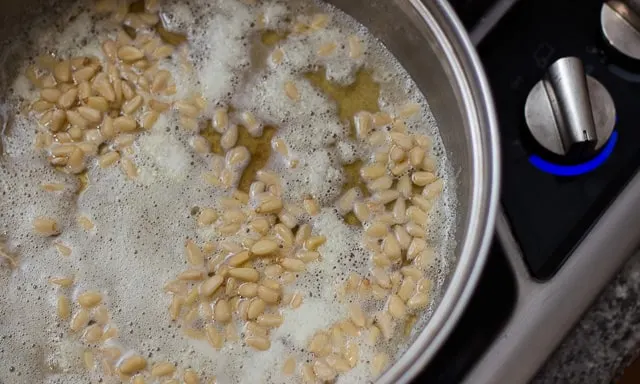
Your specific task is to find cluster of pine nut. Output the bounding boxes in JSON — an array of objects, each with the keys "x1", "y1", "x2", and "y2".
[
  {"x1": 290, "y1": 104, "x2": 443, "y2": 381},
  {"x1": 26, "y1": 0, "x2": 188, "y2": 179},
  {"x1": 30, "y1": 1, "x2": 446, "y2": 382},
  {"x1": 166, "y1": 170, "x2": 326, "y2": 355},
  {"x1": 51, "y1": 274, "x2": 218, "y2": 383}
]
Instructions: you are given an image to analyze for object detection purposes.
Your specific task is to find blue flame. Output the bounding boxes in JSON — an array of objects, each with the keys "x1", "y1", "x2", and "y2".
[{"x1": 528, "y1": 131, "x2": 618, "y2": 177}]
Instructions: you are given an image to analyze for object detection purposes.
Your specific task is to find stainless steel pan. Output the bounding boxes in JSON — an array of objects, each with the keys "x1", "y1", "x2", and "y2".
[{"x1": 0, "y1": 0, "x2": 501, "y2": 382}]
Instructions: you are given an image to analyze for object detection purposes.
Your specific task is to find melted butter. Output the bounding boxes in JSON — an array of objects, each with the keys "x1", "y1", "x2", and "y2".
[
  {"x1": 202, "y1": 123, "x2": 276, "y2": 193},
  {"x1": 305, "y1": 69, "x2": 382, "y2": 226},
  {"x1": 261, "y1": 30, "x2": 288, "y2": 46},
  {"x1": 305, "y1": 68, "x2": 380, "y2": 137}
]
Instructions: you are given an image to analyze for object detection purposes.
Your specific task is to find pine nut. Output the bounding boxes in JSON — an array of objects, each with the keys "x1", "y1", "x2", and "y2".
[
  {"x1": 53, "y1": 60, "x2": 72, "y2": 82},
  {"x1": 151, "y1": 70, "x2": 171, "y2": 93},
  {"x1": 77, "y1": 291, "x2": 102, "y2": 308},
  {"x1": 302, "y1": 363, "x2": 316, "y2": 383},
  {"x1": 382, "y1": 233, "x2": 401, "y2": 259},
  {"x1": 284, "y1": 81, "x2": 299, "y2": 101},
  {"x1": 349, "y1": 303, "x2": 366, "y2": 328},
  {"x1": 394, "y1": 225, "x2": 412, "y2": 250},
  {"x1": 391, "y1": 160, "x2": 410, "y2": 176},
  {"x1": 411, "y1": 195, "x2": 433, "y2": 212},
  {"x1": 57, "y1": 296, "x2": 71, "y2": 320},
  {"x1": 390, "y1": 132, "x2": 413, "y2": 150},
  {"x1": 73, "y1": 65, "x2": 98, "y2": 83},
  {"x1": 121, "y1": 158, "x2": 138, "y2": 179},
  {"x1": 114, "y1": 116, "x2": 137, "y2": 132},
  {"x1": 308, "y1": 331, "x2": 329, "y2": 353},
  {"x1": 201, "y1": 274, "x2": 224, "y2": 296},
  {"x1": 98, "y1": 151, "x2": 120, "y2": 168},
  {"x1": 372, "y1": 267, "x2": 391, "y2": 289},
  {"x1": 313, "y1": 359, "x2": 337, "y2": 381},
  {"x1": 407, "y1": 237, "x2": 426, "y2": 260},
  {"x1": 118, "y1": 46, "x2": 144, "y2": 62},
  {"x1": 389, "y1": 146, "x2": 405, "y2": 162},
  {"x1": 398, "y1": 276, "x2": 416, "y2": 302},
  {"x1": 297, "y1": 250, "x2": 320, "y2": 263},
  {"x1": 221, "y1": 124, "x2": 239, "y2": 150},
  {"x1": 185, "y1": 239, "x2": 204, "y2": 266},
  {"x1": 197, "y1": 208, "x2": 217, "y2": 226},
  {"x1": 392, "y1": 119, "x2": 407, "y2": 133},
  {"x1": 33, "y1": 216, "x2": 60, "y2": 236},
  {"x1": 238, "y1": 282, "x2": 258, "y2": 297},
  {"x1": 412, "y1": 171, "x2": 436, "y2": 186},
  {"x1": 83, "y1": 324, "x2": 103, "y2": 343},
  {"x1": 373, "y1": 190, "x2": 399, "y2": 205},
  {"x1": 371, "y1": 353, "x2": 389, "y2": 375},
  {"x1": 373, "y1": 112, "x2": 392, "y2": 127},
  {"x1": 304, "y1": 235, "x2": 326, "y2": 251},
  {"x1": 256, "y1": 285, "x2": 279, "y2": 304},
  {"x1": 422, "y1": 178, "x2": 444, "y2": 199},
  {"x1": 407, "y1": 206, "x2": 428, "y2": 226},
  {"x1": 122, "y1": 95, "x2": 143, "y2": 114},
  {"x1": 178, "y1": 269, "x2": 205, "y2": 281},
  {"x1": 257, "y1": 313, "x2": 283, "y2": 328},
  {"x1": 41, "y1": 88, "x2": 61, "y2": 103},
  {"x1": 361, "y1": 163, "x2": 386, "y2": 181},
  {"x1": 326, "y1": 354, "x2": 351, "y2": 373},
  {"x1": 251, "y1": 239, "x2": 278, "y2": 256},
  {"x1": 246, "y1": 335, "x2": 271, "y2": 351},
  {"x1": 282, "y1": 356, "x2": 296, "y2": 375},
  {"x1": 392, "y1": 197, "x2": 407, "y2": 223},
  {"x1": 387, "y1": 294, "x2": 406, "y2": 319},
  {"x1": 255, "y1": 195, "x2": 283, "y2": 214},
  {"x1": 227, "y1": 250, "x2": 250, "y2": 267},
  {"x1": 353, "y1": 201, "x2": 370, "y2": 222},
  {"x1": 280, "y1": 258, "x2": 305, "y2": 272},
  {"x1": 66, "y1": 110, "x2": 88, "y2": 128},
  {"x1": 290, "y1": 292, "x2": 303, "y2": 308},
  {"x1": 118, "y1": 355, "x2": 147, "y2": 375},
  {"x1": 57, "y1": 88, "x2": 78, "y2": 109},
  {"x1": 214, "y1": 298, "x2": 232, "y2": 323},
  {"x1": 409, "y1": 147, "x2": 425, "y2": 167},
  {"x1": 247, "y1": 298, "x2": 266, "y2": 319},
  {"x1": 205, "y1": 324, "x2": 224, "y2": 349},
  {"x1": 70, "y1": 309, "x2": 90, "y2": 332},
  {"x1": 407, "y1": 292, "x2": 430, "y2": 309},
  {"x1": 229, "y1": 267, "x2": 260, "y2": 282},
  {"x1": 184, "y1": 369, "x2": 199, "y2": 384},
  {"x1": 151, "y1": 362, "x2": 176, "y2": 377},
  {"x1": 365, "y1": 222, "x2": 388, "y2": 238}
]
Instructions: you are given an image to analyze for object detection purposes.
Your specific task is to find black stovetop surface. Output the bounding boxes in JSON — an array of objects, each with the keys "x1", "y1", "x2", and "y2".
[{"x1": 413, "y1": 0, "x2": 640, "y2": 381}]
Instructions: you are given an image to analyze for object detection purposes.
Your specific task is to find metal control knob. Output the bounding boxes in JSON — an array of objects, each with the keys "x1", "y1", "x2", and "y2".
[
  {"x1": 524, "y1": 57, "x2": 616, "y2": 157},
  {"x1": 601, "y1": 0, "x2": 640, "y2": 60}
]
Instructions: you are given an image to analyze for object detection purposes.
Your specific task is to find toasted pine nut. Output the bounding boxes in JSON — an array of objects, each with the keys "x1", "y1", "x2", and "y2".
[{"x1": 33, "y1": 217, "x2": 60, "y2": 236}]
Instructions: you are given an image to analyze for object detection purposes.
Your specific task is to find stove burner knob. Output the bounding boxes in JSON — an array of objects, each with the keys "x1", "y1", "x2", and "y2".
[
  {"x1": 601, "y1": 0, "x2": 640, "y2": 60},
  {"x1": 524, "y1": 57, "x2": 616, "y2": 157}
]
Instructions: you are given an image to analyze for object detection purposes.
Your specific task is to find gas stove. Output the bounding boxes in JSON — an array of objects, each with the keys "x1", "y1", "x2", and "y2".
[{"x1": 414, "y1": 0, "x2": 640, "y2": 382}]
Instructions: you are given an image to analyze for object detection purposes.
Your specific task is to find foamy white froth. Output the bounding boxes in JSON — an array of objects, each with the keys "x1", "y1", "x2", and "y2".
[{"x1": 0, "y1": 0, "x2": 457, "y2": 383}]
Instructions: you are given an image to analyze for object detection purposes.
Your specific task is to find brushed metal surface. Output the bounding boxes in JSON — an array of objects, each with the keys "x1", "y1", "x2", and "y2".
[
  {"x1": 524, "y1": 57, "x2": 616, "y2": 156},
  {"x1": 602, "y1": 0, "x2": 640, "y2": 60}
]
